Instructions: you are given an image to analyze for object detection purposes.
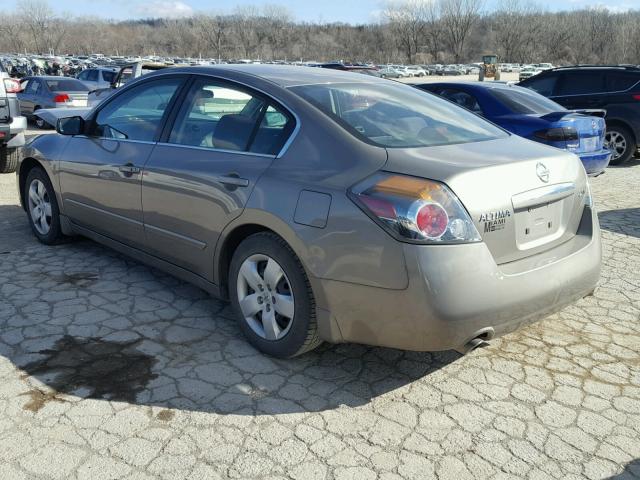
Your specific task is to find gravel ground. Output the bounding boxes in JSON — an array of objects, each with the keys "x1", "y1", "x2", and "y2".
[{"x1": 0, "y1": 140, "x2": 638, "y2": 479}]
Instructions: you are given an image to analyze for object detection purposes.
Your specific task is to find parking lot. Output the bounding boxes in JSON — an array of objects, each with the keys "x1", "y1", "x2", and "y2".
[{"x1": 0, "y1": 134, "x2": 639, "y2": 480}]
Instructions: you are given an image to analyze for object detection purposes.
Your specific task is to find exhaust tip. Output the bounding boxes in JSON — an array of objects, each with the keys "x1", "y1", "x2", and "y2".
[{"x1": 455, "y1": 328, "x2": 494, "y2": 355}]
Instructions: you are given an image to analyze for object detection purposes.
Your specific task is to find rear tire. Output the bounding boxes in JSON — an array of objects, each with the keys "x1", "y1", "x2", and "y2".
[
  {"x1": 0, "y1": 148, "x2": 20, "y2": 173},
  {"x1": 25, "y1": 167, "x2": 64, "y2": 245},
  {"x1": 229, "y1": 232, "x2": 321, "y2": 358},
  {"x1": 605, "y1": 124, "x2": 635, "y2": 165}
]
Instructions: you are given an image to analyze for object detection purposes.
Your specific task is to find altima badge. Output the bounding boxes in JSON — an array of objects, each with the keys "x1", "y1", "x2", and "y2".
[
  {"x1": 536, "y1": 162, "x2": 550, "y2": 183},
  {"x1": 479, "y1": 210, "x2": 511, "y2": 233}
]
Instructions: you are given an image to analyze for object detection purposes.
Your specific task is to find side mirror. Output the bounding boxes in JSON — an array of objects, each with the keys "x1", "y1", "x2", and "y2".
[{"x1": 56, "y1": 116, "x2": 84, "y2": 136}]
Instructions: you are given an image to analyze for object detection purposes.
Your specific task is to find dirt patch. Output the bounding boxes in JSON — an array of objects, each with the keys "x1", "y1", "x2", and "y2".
[
  {"x1": 157, "y1": 409, "x2": 175, "y2": 422},
  {"x1": 21, "y1": 389, "x2": 66, "y2": 413},
  {"x1": 21, "y1": 335, "x2": 158, "y2": 411}
]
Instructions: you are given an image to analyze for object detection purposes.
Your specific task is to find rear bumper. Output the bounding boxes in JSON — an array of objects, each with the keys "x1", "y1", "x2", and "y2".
[
  {"x1": 578, "y1": 149, "x2": 611, "y2": 176},
  {"x1": 315, "y1": 206, "x2": 601, "y2": 352},
  {"x1": 1, "y1": 115, "x2": 26, "y2": 148}
]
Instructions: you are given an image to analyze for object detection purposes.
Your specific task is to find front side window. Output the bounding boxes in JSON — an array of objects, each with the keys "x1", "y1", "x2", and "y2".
[
  {"x1": 86, "y1": 70, "x2": 99, "y2": 82},
  {"x1": 169, "y1": 78, "x2": 294, "y2": 155},
  {"x1": 290, "y1": 82, "x2": 506, "y2": 148},
  {"x1": 91, "y1": 77, "x2": 182, "y2": 142},
  {"x1": 102, "y1": 71, "x2": 117, "y2": 84}
]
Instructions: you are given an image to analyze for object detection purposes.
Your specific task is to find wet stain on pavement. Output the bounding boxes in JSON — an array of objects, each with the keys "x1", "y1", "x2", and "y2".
[{"x1": 21, "y1": 335, "x2": 157, "y2": 411}]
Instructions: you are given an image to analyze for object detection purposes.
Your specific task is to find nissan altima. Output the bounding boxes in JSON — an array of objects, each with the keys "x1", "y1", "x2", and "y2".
[{"x1": 16, "y1": 65, "x2": 601, "y2": 358}]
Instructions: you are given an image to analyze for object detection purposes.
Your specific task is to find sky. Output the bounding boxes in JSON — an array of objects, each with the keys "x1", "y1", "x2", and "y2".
[{"x1": 8, "y1": 0, "x2": 640, "y2": 23}]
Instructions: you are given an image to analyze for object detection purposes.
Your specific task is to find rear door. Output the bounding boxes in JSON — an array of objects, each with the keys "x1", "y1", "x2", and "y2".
[
  {"x1": 141, "y1": 76, "x2": 295, "y2": 280},
  {"x1": 551, "y1": 71, "x2": 605, "y2": 109}
]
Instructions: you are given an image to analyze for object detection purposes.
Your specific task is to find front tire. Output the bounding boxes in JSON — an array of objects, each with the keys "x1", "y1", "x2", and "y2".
[
  {"x1": 605, "y1": 124, "x2": 635, "y2": 165},
  {"x1": 229, "y1": 232, "x2": 321, "y2": 358},
  {"x1": 25, "y1": 167, "x2": 64, "y2": 245}
]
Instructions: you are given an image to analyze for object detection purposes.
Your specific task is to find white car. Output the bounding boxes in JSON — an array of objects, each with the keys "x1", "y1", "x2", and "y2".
[{"x1": 407, "y1": 66, "x2": 427, "y2": 77}]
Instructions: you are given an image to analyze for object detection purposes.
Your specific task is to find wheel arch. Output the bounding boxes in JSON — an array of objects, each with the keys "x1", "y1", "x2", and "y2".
[
  {"x1": 605, "y1": 119, "x2": 636, "y2": 144},
  {"x1": 214, "y1": 211, "x2": 313, "y2": 301},
  {"x1": 18, "y1": 157, "x2": 45, "y2": 211}
]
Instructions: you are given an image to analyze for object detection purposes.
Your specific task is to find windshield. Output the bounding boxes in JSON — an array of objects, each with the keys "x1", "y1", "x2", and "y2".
[
  {"x1": 46, "y1": 79, "x2": 90, "y2": 92},
  {"x1": 490, "y1": 87, "x2": 564, "y2": 115},
  {"x1": 290, "y1": 82, "x2": 507, "y2": 148}
]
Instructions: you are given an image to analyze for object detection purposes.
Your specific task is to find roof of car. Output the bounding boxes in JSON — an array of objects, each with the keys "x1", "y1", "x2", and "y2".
[
  {"x1": 418, "y1": 81, "x2": 522, "y2": 91},
  {"x1": 26, "y1": 76, "x2": 86, "y2": 81},
  {"x1": 151, "y1": 64, "x2": 386, "y2": 87}
]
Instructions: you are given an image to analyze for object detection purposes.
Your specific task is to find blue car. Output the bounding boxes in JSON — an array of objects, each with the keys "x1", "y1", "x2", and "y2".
[{"x1": 416, "y1": 82, "x2": 611, "y2": 176}]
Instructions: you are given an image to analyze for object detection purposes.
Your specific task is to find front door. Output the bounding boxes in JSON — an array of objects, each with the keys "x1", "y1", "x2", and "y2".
[
  {"x1": 141, "y1": 76, "x2": 295, "y2": 280},
  {"x1": 58, "y1": 76, "x2": 185, "y2": 248}
]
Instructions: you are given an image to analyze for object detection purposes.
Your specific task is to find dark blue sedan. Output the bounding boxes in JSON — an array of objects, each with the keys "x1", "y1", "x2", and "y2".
[{"x1": 416, "y1": 82, "x2": 611, "y2": 176}]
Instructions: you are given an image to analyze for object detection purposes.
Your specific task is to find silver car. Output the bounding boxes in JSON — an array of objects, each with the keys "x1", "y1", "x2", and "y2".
[
  {"x1": 16, "y1": 65, "x2": 601, "y2": 358},
  {"x1": 18, "y1": 76, "x2": 89, "y2": 128}
]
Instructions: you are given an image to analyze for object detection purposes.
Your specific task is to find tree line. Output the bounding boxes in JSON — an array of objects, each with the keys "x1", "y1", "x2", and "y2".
[{"x1": 1, "y1": 0, "x2": 639, "y2": 65}]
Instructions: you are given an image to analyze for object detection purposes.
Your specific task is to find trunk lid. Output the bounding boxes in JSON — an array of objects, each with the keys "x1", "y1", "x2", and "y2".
[
  {"x1": 56, "y1": 92, "x2": 89, "y2": 108},
  {"x1": 384, "y1": 135, "x2": 589, "y2": 264},
  {"x1": 540, "y1": 112, "x2": 606, "y2": 154}
]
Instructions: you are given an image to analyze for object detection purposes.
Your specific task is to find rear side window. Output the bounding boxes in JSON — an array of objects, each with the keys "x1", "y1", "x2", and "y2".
[
  {"x1": 437, "y1": 89, "x2": 482, "y2": 114},
  {"x1": 556, "y1": 72, "x2": 604, "y2": 95},
  {"x1": 169, "y1": 78, "x2": 294, "y2": 155},
  {"x1": 605, "y1": 72, "x2": 640, "y2": 92},
  {"x1": 490, "y1": 87, "x2": 565, "y2": 114},
  {"x1": 522, "y1": 75, "x2": 557, "y2": 96}
]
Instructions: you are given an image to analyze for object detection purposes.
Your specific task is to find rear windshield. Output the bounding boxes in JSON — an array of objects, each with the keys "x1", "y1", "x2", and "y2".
[
  {"x1": 490, "y1": 87, "x2": 564, "y2": 115},
  {"x1": 46, "y1": 79, "x2": 90, "y2": 92},
  {"x1": 102, "y1": 71, "x2": 117, "y2": 83},
  {"x1": 290, "y1": 82, "x2": 507, "y2": 148}
]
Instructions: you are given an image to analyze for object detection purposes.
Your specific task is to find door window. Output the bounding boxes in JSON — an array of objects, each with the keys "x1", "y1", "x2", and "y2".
[
  {"x1": 25, "y1": 79, "x2": 40, "y2": 94},
  {"x1": 605, "y1": 72, "x2": 640, "y2": 92},
  {"x1": 90, "y1": 77, "x2": 183, "y2": 142},
  {"x1": 86, "y1": 70, "x2": 99, "y2": 82},
  {"x1": 169, "y1": 78, "x2": 294, "y2": 155},
  {"x1": 522, "y1": 75, "x2": 557, "y2": 96},
  {"x1": 438, "y1": 89, "x2": 483, "y2": 114},
  {"x1": 77, "y1": 70, "x2": 88, "y2": 80},
  {"x1": 556, "y1": 72, "x2": 604, "y2": 95}
]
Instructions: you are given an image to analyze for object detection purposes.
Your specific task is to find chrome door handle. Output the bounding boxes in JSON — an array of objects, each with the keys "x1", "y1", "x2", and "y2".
[
  {"x1": 119, "y1": 164, "x2": 141, "y2": 174},
  {"x1": 215, "y1": 174, "x2": 249, "y2": 188}
]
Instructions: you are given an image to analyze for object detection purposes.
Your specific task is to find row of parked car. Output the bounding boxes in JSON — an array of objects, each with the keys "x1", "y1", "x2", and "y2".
[{"x1": 5, "y1": 62, "x2": 639, "y2": 177}]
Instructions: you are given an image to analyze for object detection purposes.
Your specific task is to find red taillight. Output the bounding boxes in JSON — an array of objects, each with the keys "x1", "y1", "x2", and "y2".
[
  {"x1": 54, "y1": 94, "x2": 70, "y2": 103},
  {"x1": 3, "y1": 78, "x2": 20, "y2": 93},
  {"x1": 350, "y1": 172, "x2": 482, "y2": 244},
  {"x1": 632, "y1": 94, "x2": 640, "y2": 101},
  {"x1": 359, "y1": 196, "x2": 397, "y2": 220},
  {"x1": 415, "y1": 203, "x2": 449, "y2": 239}
]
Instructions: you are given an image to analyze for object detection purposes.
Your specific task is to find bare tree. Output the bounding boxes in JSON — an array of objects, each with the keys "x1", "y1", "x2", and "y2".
[
  {"x1": 440, "y1": 0, "x2": 483, "y2": 63},
  {"x1": 493, "y1": 0, "x2": 542, "y2": 63},
  {"x1": 383, "y1": 0, "x2": 429, "y2": 63}
]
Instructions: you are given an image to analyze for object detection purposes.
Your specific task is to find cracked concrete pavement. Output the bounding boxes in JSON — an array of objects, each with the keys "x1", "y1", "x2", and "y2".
[{"x1": 0, "y1": 151, "x2": 639, "y2": 479}]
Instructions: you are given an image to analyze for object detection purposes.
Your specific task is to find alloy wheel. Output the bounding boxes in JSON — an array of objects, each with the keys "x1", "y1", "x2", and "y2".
[
  {"x1": 236, "y1": 254, "x2": 295, "y2": 341},
  {"x1": 28, "y1": 179, "x2": 52, "y2": 235},
  {"x1": 605, "y1": 130, "x2": 627, "y2": 160}
]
